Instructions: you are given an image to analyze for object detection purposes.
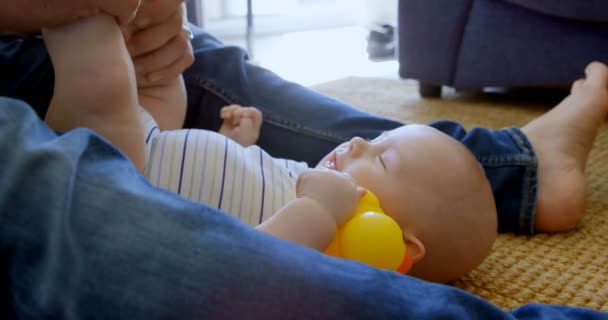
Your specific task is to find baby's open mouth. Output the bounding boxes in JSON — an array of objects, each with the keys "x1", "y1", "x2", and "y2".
[{"x1": 323, "y1": 151, "x2": 337, "y2": 170}]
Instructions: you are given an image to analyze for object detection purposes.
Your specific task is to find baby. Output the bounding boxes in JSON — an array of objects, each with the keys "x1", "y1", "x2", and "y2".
[
  {"x1": 42, "y1": 14, "x2": 608, "y2": 284},
  {"x1": 42, "y1": 14, "x2": 497, "y2": 283},
  {"x1": 142, "y1": 105, "x2": 497, "y2": 283}
]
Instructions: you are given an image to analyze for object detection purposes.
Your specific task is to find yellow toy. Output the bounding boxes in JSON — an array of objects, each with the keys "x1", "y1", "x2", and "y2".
[{"x1": 325, "y1": 190, "x2": 412, "y2": 274}]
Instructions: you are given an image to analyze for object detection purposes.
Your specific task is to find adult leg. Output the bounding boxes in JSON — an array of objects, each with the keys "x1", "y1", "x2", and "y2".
[
  {"x1": 183, "y1": 28, "x2": 400, "y2": 164},
  {"x1": 0, "y1": 29, "x2": 541, "y2": 233},
  {"x1": 0, "y1": 28, "x2": 598, "y2": 234},
  {"x1": 183, "y1": 28, "x2": 608, "y2": 234},
  {"x1": 422, "y1": 63, "x2": 608, "y2": 233},
  {"x1": 1, "y1": 99, "x2": 605, "y2": 320},
  {"x1": 521, "y1": 62, "x2": 608, "y2": 232},
  {"x1": 0, "y1": 34, "x2": 54, "y2": 118},
  {"x1": 182, "y1": 27, "x2": 538, "y2": 233}
]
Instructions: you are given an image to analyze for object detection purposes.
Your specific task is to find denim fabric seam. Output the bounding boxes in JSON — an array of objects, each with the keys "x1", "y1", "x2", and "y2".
[
  {"x1": 184, "y1": 75, "x2": 239, "y2": 106},
  {"x1": 507, "y1": 127, "x2": 537, "y2": 234},
  {"x1": 474, "y1": 127, "x2": 537, "y2": 234},
  {"x1": 261, "y1": 112, "x2": 350, "y2": 144},
  {"x1": 183, "y1": 75, "x2": 349, "y2": 145}
]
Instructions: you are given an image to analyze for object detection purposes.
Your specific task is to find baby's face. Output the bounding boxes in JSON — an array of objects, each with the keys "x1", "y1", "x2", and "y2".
[
  {"x1": 317, "y1": 125, "x2": 497, "y2": 282},
  {"x1": 316, "y1": 124, "x2": 474, "y2": 227}
]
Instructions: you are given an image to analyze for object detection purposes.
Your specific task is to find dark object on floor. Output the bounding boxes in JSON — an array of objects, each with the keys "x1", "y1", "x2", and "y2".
[
  {"x1": 367, "y1": 24, "x2": 396, "y2": 61},
  {"x1": 398, "y1": 0, "x2": 608, "y2": 98},
  {"x1": 418, "y1": 82, "x2": 442, "y2": 98}
]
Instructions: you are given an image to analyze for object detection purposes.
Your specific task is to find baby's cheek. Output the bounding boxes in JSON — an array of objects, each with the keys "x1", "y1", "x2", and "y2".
[{"x1": 345, "y1": 167, "x2": 376, "y2": 190}]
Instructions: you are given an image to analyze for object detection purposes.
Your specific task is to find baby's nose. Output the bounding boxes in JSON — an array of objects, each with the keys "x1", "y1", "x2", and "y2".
[{"x1": 348, "y1": 137, "x2": 368, "y2": 156}]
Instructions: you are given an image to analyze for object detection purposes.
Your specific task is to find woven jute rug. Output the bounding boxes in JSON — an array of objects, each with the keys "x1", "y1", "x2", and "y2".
[{"x1": 312, "y1": 77, "x2": 608, "y2": 311}]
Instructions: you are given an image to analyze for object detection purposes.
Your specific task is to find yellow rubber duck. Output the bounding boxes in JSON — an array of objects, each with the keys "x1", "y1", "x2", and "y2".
[{"x1": 325, "y1": 190, "x2": 412, "y2": 273}]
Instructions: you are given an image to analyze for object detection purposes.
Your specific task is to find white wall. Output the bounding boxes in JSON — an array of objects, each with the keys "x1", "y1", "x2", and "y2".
[{"x1": 354, "y1": 0, "x2": 398, "y2": 26}]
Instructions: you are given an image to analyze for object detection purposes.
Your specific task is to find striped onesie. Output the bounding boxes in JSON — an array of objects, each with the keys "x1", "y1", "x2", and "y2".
[{"x1": 140, "y1": 109, "x2": 309, "y2": 226}]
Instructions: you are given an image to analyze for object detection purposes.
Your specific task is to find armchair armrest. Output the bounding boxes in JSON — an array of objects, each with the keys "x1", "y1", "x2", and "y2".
[{"x1": 503, "y1": 0, "x2": 608, "y2": 23}]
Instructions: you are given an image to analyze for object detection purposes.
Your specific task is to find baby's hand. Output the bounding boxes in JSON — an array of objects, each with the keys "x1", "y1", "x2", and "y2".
[
  {"x1": 219, "y1": 104, "x2": 263, "y2": 147},
  {"x1": 296, "y1": 168, "x2": 366, "y2": 226}
]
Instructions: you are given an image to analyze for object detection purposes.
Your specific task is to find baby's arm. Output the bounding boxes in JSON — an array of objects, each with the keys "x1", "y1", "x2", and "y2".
[
  {"x1": 257, "y1": 169, "x2": 364, "y2": 251},
  {"x1": 219, "y1": 105, "x2": 263, "y2": 147},
  {"x1": 138, "y1": 77, "x2": 188, "y2": 131},
  {"x1": 257, "y1": 197, "x2": 337, "y2": 251},
  {"x1": 42, "y1": 15, "x2": 145, "y2": 171}
]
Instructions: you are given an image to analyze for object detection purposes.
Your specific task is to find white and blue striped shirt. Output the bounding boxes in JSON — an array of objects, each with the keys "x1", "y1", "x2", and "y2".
[{"x1": 140, "y1": 109, "x2": 309, "y2": 226}]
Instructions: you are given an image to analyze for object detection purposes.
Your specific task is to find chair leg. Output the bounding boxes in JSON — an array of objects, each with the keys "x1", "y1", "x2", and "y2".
[{"x1": 418, "y1": 83, "x2": 442, "y2": 98}]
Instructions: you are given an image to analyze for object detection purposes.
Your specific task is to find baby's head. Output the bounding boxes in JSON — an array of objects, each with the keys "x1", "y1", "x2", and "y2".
[{"x1": 317, "y1": 124, "x2": 497, "y2": 283}]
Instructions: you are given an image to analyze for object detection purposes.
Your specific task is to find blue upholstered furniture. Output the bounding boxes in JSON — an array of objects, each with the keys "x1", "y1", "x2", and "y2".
[{"x1": 397, "y1": 0, "x2": 608, "y2": 97}]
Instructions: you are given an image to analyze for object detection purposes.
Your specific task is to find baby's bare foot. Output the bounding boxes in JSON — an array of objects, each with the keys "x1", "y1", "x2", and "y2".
[
  {"x1": 219, "y1": 105, "x2": 263, "y2": 147},
  {"x1": 43, "y1": 15, "x2": 138, "y2": 113},
  {"x1": 522, "y1": 62, "x2": 608, "y2": 232},
  {"x1": 43, "y1": 15, "x2": 145, "y2": 172}
]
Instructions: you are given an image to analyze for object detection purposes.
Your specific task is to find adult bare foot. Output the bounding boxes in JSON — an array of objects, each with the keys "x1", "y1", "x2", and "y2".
[{"x1": 522, "y1": 62, "x2": 608, "y2": 232}]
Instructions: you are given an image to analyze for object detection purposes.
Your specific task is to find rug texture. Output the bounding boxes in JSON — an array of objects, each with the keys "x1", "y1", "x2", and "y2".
[{"x1": 312, "y1": 77, "x2": 608, "y2": 311}]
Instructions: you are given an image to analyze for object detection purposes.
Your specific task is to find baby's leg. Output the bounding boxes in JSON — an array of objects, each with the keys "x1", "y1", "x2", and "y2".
[
  {"x1": 522, "y1": 62, "x2": 608, "y2": 232},
  {"x1": 42, "y1": 15, "x2": 145, "y2": 171}
]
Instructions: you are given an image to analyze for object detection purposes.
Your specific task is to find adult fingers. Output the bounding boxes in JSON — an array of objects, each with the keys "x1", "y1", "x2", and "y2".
[
  {"x1": 137, "y1": 45, "x2": 194, "y2": 86},
  {"x1": 127, "y1": 8, "x2": 183, "y2": 57},
  {"x1": 133, "y1": 31, "x2": 192, "y2": 76},
  {"x1": 101, "y1": 0, "x2": 142, "y2": 25},
  {"x1": 132, "y1": 0, "x2": 184, "y2": 30},
  {"x1": 135, "y1": 39, "x2": 180, "y2": 76}
]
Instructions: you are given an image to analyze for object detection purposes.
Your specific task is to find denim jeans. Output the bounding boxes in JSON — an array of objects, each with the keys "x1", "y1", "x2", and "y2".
[
  {"x1": 181, "y1": 26, "x2": 537, "y2": 234},
  {"x1": 0, "y1": 29, "x2": 536, "y2": 234},
  {"x1": 1, "y1": 98, "x2": 605, "y2": 319}
]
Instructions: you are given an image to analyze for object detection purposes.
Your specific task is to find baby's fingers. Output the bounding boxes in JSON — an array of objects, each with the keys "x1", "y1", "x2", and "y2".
[
  {"x1": 233, "y1": 107, "x2": 256, "y2": 118},
  {"x1": 220, "y1": 104, "x2": 243, "y2": 119},
  {"x1": 244, "y1": 107, "x2": 263, "y2": 125}
]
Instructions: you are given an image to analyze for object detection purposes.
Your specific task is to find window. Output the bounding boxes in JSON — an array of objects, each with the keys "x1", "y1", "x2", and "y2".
[{"x1": 196, "y1": 0, "x2": 362, "y2": 38}]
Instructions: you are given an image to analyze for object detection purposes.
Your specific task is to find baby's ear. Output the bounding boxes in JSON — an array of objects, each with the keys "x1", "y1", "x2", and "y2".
[
  {"x1": 356, "y1": 187, "x2": 367, "y2": 199},
  {"x1": 403, "y1": 231, "x2": 426, "y2": 263}
]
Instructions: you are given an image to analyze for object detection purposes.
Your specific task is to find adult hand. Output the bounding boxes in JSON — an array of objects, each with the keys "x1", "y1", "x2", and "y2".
[
  {"x1": 2, "y1": 0, "x2": 141, "y2": 32},
  {"x1": 296, "y1": 169, "x2": 366, "y2": 226},
  {"x1": 99, "y1": 0, "x2": 143, "y2": 25},
  {"x1": 122, "y1": 1, "x2": 195, "y2": 87}
]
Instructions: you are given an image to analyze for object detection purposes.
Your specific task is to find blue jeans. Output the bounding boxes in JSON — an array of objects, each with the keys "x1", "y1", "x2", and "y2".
[
  {"x1": 0, "y1": 30, "x2": 536, "y2": 234},
  {"x1": 0, "y1": 98, "x2": 605, "y2": 319},
  {"x1": 182, "y1": 27, "x2": 537, "y2": 234}
]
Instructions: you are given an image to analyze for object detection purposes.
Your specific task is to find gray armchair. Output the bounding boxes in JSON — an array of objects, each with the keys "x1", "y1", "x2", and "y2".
[{"x1": 397, "y1": 0, "x2": 608, "y2": 97}]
